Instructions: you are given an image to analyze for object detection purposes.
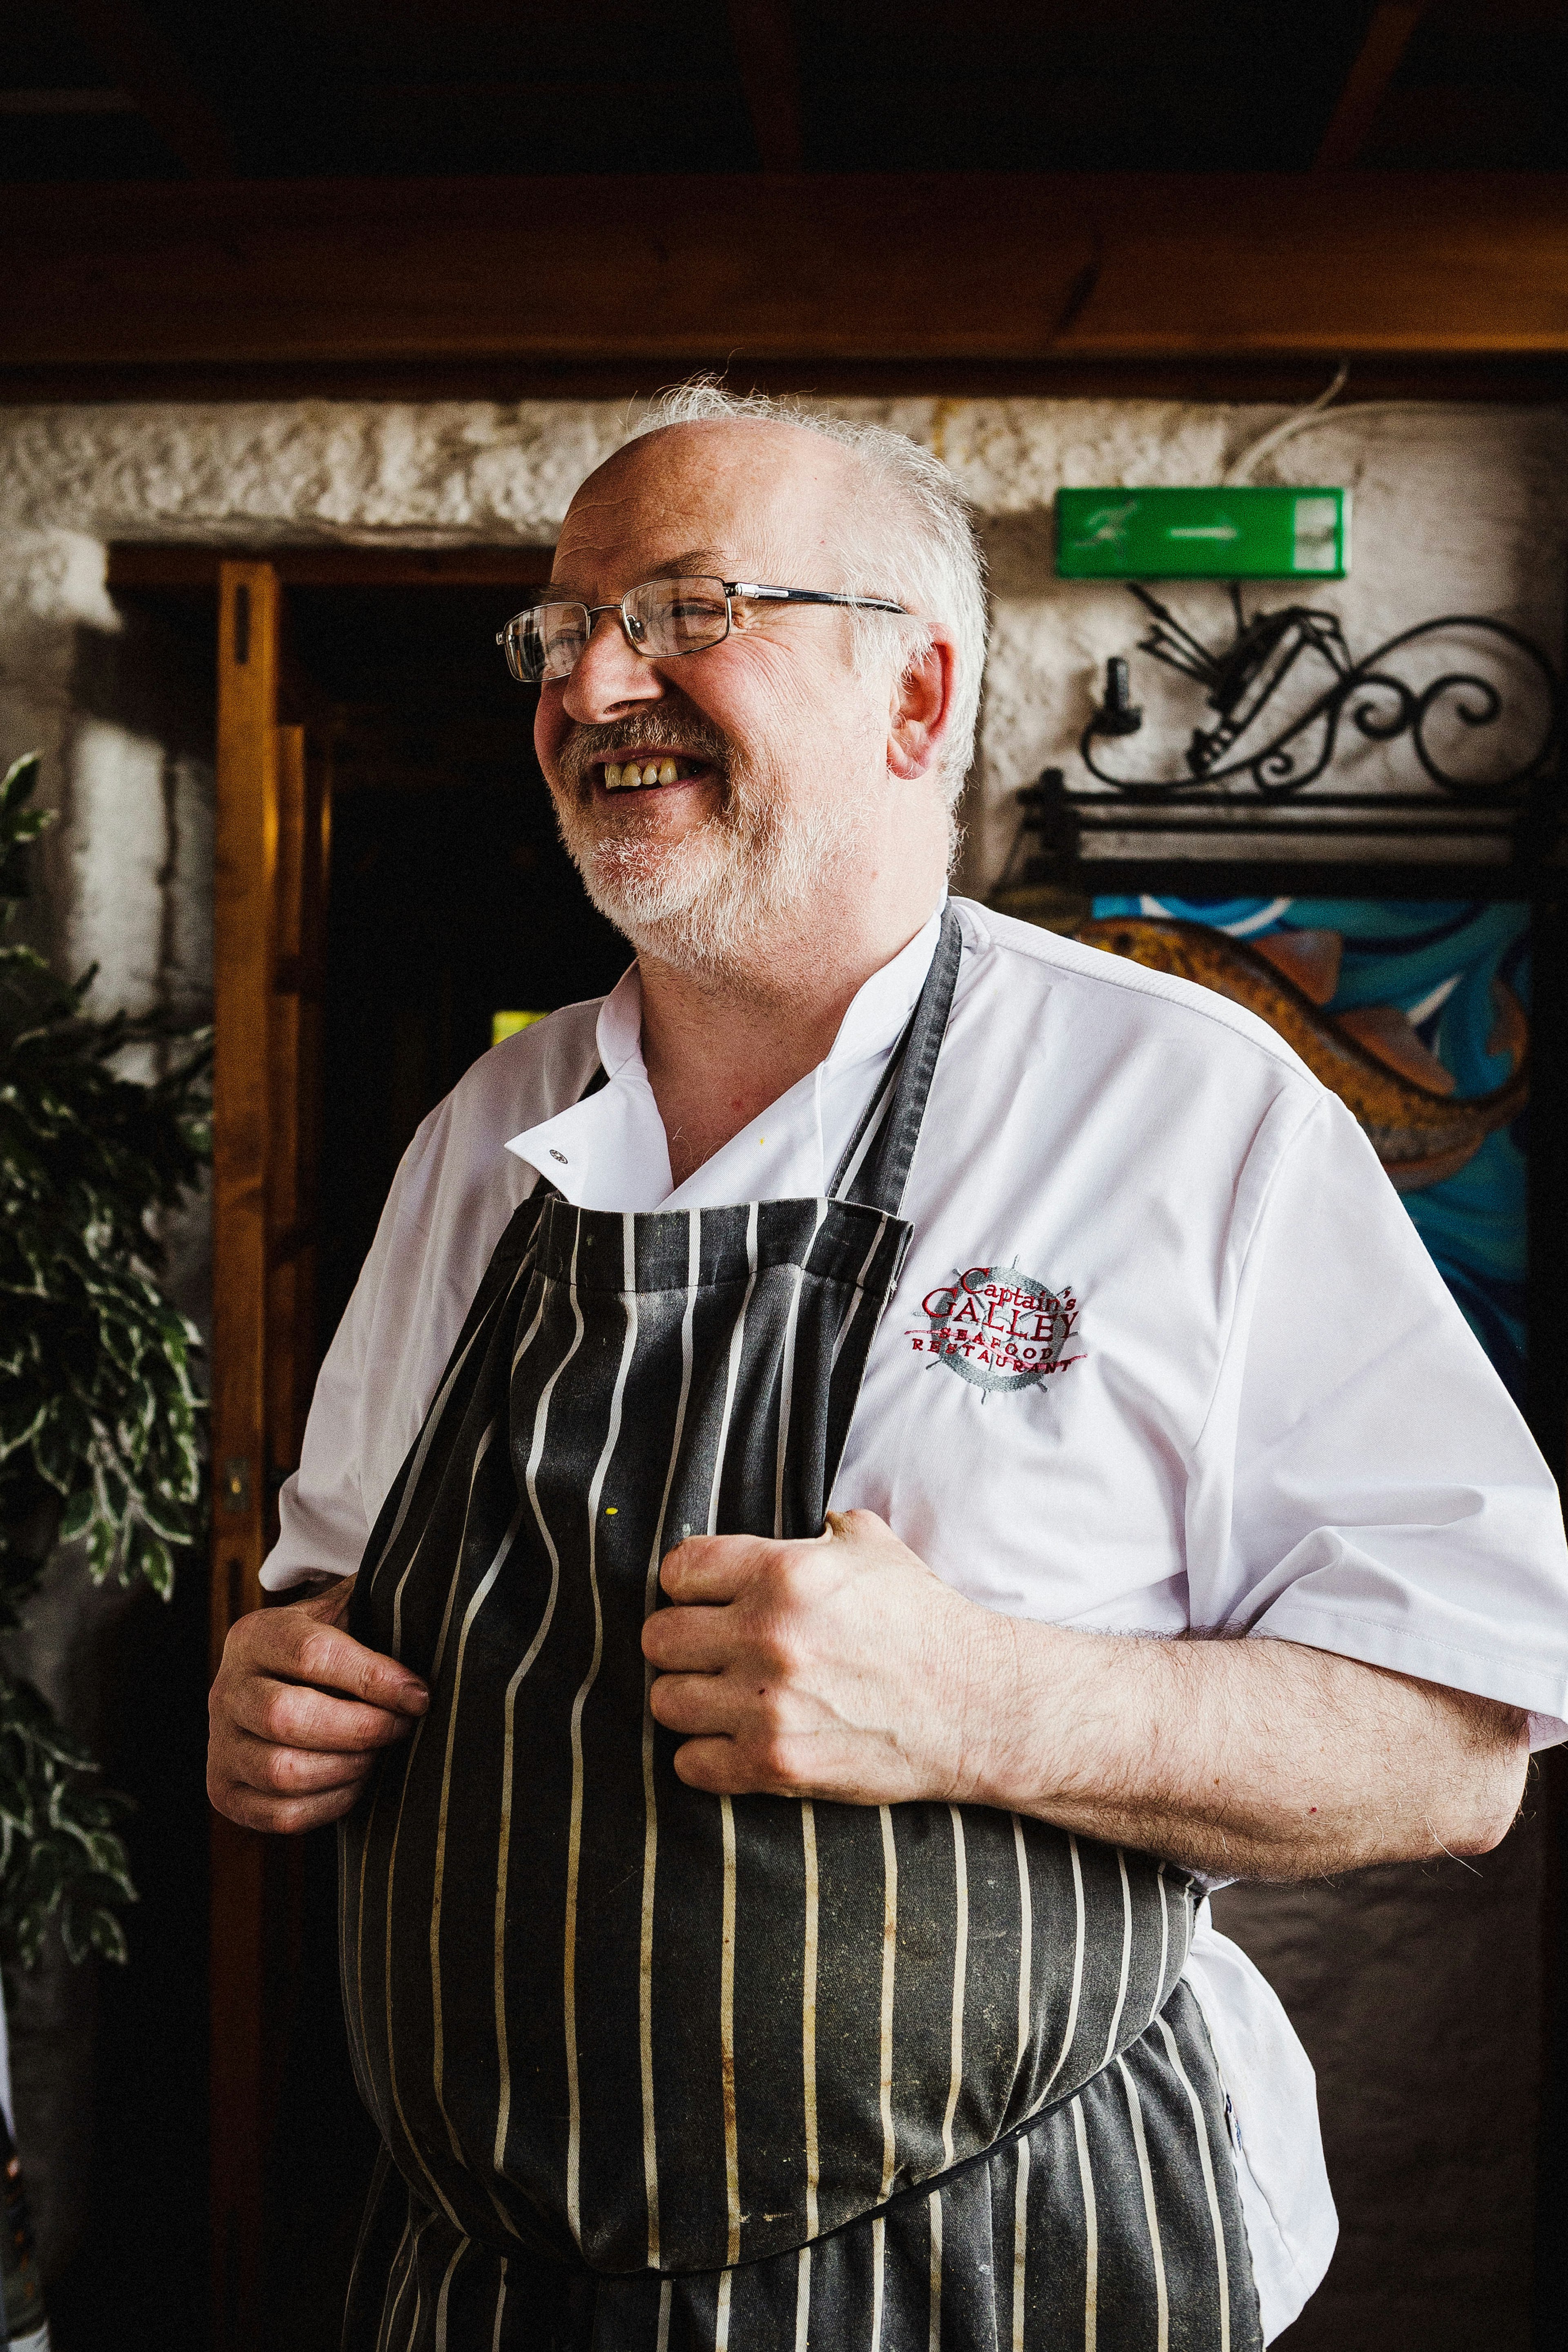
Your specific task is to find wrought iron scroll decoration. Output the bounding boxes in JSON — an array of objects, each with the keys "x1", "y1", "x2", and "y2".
[{"x1": 1079, "y1": 584, "x2": 1563, "y2": 805}]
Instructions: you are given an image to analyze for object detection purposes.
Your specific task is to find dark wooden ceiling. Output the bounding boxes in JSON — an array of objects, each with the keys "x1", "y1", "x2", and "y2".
[
  {"x1": 2, "y1": 0, "x2": 1565, "y2": 184},
  {"x1": 4, "y1": 2, "x2": 1566, "y2": 397}
]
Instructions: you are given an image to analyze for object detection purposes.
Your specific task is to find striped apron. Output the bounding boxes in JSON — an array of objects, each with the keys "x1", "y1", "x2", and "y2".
[{"x1": 339, "y1": 908, "x2": 1261, "y2": 2351}]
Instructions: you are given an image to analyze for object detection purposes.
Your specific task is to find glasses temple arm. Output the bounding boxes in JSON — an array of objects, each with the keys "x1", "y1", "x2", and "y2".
[{"x1": 728, "y1": 583, "x2": 909, "y2": 614}]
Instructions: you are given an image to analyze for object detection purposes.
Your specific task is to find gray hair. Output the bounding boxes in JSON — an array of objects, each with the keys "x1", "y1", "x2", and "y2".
[{"x1": 633, "y1": 380, "x2": 988, "y2": 809}]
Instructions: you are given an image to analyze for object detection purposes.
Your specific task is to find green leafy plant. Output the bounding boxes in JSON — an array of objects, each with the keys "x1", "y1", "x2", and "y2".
[{"x1": 0, "y1": 751, "x2": 210, "y2": 1967}]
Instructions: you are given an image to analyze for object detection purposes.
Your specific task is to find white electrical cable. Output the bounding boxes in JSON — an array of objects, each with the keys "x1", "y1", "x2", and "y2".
[
  {"x1": 1222, "y1": 362, "x2": 1349, "y2": 484},
  {"x1": 1221, "y1": 363, "x2": 1490, "y2": 487}
]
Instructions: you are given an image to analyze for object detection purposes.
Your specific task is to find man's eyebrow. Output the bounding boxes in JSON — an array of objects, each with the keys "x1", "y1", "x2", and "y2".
[
  {"x1": 547, "y1": 549, "x2": 737, "y2": 595},
  {"x1": 645, "y1": 549, "x2": 733, "y2": 578}
]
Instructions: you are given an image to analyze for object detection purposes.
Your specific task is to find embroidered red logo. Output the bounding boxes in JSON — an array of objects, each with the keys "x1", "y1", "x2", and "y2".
[{"x1": 907, "y1": 1262, "x2": 1085, "y2": 1397}]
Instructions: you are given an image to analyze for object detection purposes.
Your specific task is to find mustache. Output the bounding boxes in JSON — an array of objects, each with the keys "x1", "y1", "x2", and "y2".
[{"x1": 554, "y1": 711, "x2": 734, "y2": 793}]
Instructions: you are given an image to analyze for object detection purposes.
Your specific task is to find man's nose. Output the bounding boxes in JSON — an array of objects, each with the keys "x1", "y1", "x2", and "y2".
[{"x1": 560, "y1": 609, "x2": 664, "y2": 723}]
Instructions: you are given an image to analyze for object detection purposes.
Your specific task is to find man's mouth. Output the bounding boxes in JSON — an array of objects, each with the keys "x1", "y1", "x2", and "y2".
[{"x1": 597, "y1": 754, "x2": 715, "y2": 792}]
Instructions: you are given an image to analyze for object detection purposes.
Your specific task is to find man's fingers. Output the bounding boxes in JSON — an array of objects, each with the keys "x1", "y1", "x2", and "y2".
[
  {"x1": 230, "y1": 1610, "x2": 428, "y2": 1715},
  {"x1": 659, "y1": 1534, "x2": 764, "y2": 1603},
  {"x1": 669, "y1": 1733, "x2": 807, "y2": 1800},
  {"x1": 281, "y1": 1621, "x2": 429, "y2": 1714},
  {"x1": 210, "y1": 1772, "x2": 369, "y2": 1836},
  {"x1": 648, "y1": 1668, "x2": 748, "y2": 1739},
  {"x1": 641, "y1": 1606, "x2": 732, "y2": 1674},
  {"x1": 225, "y1": 1673, "x2": 418, "y2": 1756},
  {"x1": 217, "y1": 1729, "x2": 375, "y2": 1798},
  {"x1": 659, "y1": 1514, "x2": 887, "y2": 1603},
  {"x1": 668, "y1": 1735, "x2": 736, "y2": 1795},
  {"x1": 207, "y1": 1727, "x2": 374, "y2": 1830},
  {"x1": 208, "y1": 1591, "x2": 428, "y2": 1836}
]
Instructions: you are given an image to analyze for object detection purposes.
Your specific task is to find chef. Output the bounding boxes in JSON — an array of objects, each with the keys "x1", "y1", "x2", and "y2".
[{"x1": 208, "y1": 387, "x2": 1568, "y2": 2352}]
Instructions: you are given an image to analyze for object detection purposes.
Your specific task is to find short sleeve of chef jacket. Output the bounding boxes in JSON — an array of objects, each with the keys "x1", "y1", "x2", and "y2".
[{"x1": 1192, "y1": 1085, "x2": 1568, "y2": 1747}]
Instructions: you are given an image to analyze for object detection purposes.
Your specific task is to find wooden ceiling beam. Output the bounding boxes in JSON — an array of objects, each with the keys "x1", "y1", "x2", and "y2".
[
  {"x1": 726, "y1": 0, "x2": 804, "y2": 173},
  {"x1": 58, "y1": 0, "x2": 236, "y2": 178},
  {"x1": 1314, "y1": 1, "x2": 1430, "y2": 170},
  {"x1": 3, "y1": 172, "x2": 1566, "y2": 370}
]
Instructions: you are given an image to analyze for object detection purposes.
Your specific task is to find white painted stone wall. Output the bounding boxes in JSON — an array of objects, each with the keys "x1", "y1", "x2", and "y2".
[
  {"x1": 4, "y1": 394, "x2": 1564, "y2": 932},
  {"x1": 1, "y1": 394, "x2": 1563, "y2": 2332}
]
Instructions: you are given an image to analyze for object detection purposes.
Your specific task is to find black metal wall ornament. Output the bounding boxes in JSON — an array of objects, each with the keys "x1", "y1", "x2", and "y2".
[{"x1": 1079, "y1": 583, "x2": 1562, "y2": 805}]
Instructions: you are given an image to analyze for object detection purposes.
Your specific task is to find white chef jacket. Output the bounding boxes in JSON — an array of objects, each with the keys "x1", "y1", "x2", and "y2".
[{"x1": 265, "y1": 894, "x2": 1568, "y2": 2343}]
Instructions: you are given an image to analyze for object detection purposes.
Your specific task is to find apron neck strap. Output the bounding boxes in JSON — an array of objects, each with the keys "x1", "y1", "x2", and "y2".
[{"x1": 827, "y1": 902, "x2": 963, "y2": 1219}]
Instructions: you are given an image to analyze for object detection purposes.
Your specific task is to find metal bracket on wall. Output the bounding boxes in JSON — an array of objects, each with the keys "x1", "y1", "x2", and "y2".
[{"x1": 1004, "y1": 585, "x2": 1564, "y2": 880}]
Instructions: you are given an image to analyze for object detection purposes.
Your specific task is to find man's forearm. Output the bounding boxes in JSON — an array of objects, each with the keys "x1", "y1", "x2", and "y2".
[
  {"x1": 645, "y1": 1512, "x2": 1530, "y2": 1873},
  {"x1": 971, "y1": 1615, "x2": 1530, "y2": 1880}
]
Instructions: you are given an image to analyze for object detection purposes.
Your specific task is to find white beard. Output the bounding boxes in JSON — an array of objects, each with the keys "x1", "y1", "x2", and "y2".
[{"x1": 556, "y1": 764, "x2": 870, "y2": 978}]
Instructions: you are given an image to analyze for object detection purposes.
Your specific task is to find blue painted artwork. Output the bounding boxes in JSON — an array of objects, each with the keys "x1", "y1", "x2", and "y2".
[{"x1": 1091, "y1": 895, "x2": 1531, "y2": 1401}]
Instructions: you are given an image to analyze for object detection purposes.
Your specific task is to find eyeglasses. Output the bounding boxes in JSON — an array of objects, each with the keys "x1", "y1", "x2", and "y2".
[{"x1": 496, "y1": 575, "x2": 909, "y2": 685}]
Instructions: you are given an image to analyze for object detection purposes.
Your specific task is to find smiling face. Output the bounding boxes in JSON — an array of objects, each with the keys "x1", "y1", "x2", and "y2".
[{"x1": 533, "y1": 419, "x2": 949, "y2": 980}]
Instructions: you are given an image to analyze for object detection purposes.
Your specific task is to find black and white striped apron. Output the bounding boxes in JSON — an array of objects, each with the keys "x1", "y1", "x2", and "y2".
[{"x1": 339, "y1": 908, "x2": 1261, "y2": 2351}]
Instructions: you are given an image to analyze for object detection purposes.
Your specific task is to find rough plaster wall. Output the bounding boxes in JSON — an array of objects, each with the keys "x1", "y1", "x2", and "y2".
[
  {"x1": 0, "y1": 397, "x2": 1562, "y2": 2331},
  {"x1": 962, "y1": 401, "x2": 1568, "y2": 882},
  {"x1": 4, "y1": 396, "x2": 1564, "y2": 888}
]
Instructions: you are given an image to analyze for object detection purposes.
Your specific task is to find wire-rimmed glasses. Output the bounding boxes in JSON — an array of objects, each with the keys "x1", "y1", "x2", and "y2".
[{"x1": 496, "y1": 575, "x2": 909, "y2": 685}]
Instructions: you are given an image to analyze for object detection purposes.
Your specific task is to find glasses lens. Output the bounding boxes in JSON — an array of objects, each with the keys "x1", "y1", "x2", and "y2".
[
  {"x1": 627, "y1": 577, "x2": 731, "y2": 660},
  {"x1": 503, "y1": 604, "x2": 590, "y2": 683}
]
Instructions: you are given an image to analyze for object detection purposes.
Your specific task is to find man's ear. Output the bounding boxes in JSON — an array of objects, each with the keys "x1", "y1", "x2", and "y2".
[{"x1": 887, "y1": 632, "x2": 958, "y2": 783}]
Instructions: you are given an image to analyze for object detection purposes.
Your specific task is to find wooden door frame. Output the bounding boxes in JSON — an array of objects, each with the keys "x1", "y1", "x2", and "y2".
[
  {"x1": 209, "y1": 559, "x2": 287, "y2": 2351},
  {"x1": 203, "y1": 544, "x2": 554, "y2": 2346},
  {"x1": 209, "y1": 558, "x2": 278, "y2": 2351}
]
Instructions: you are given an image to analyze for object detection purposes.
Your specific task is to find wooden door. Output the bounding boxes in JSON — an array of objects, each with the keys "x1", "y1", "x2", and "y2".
[{"x1": 209, "y1": 560, "x2": 329, "y2": 2349}]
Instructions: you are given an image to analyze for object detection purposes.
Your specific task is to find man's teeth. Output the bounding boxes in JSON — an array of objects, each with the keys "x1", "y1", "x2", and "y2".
[{"x1": 604, "y1": 758, "x2": 682, "y2": 789}]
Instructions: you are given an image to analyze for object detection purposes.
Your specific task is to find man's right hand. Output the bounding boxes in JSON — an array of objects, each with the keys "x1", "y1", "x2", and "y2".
[{"x1": 207, "y1": 1577, "x2": 430, "y2": 1833}]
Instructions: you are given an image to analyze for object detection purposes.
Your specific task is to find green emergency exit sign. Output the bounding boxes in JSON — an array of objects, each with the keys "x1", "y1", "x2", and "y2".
[{"x1": 1056, "y1": 486, "x2": 1350, "y2": 580}]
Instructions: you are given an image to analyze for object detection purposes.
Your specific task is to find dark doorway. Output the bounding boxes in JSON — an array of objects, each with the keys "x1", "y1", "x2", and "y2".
[{"x1": 288, "y1": 583, "x2": 630, "y2": 1354}]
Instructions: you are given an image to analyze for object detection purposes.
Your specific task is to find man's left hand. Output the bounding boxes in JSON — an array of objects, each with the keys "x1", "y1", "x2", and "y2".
[
  {"x1": 643, "y1": 1508, "x2": 1530, "y2": 1878},
  {"x1": 644, "y1": 1509, "x2": 1003, "y2": 1804}
]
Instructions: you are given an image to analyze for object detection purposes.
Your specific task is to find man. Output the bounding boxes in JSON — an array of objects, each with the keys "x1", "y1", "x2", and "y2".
[{"x1": 209, "y1": 386, "x2": 1568, "y2": 2352}]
